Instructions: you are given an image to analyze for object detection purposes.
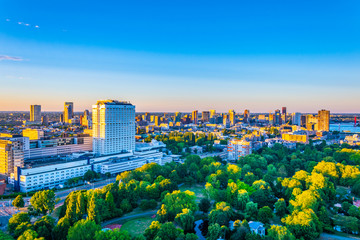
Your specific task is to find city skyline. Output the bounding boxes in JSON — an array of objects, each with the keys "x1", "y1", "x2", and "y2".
[{"x1": 1, "y1": 1, "x2": 360, "y2": 112}]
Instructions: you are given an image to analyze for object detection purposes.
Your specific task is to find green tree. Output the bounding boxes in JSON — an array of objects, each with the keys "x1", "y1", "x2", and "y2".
[
  {"x1": 282, "y1": 209, "x2": 322, "y2": 240},
  {"x1": 67, "y1": 219, "x2": 101, "y2": 240},
  {"x1": 175, "y1": 208, "x2": 195, "y2": 232},
  {"x1": 33, "y1": 216, "x2": 55, "y2": 240},
  {"x1": 209, "y1": 202, "x2": 234, "y2": 226},
  {"x1": 267, "y1": 225, "x2": 295, "y2": 240},
  {"x1": 274, "y1": 198, "x2": 286, "y2": 218},
  {"x1": 52, "y1": 217, "x2": 71, "y2": 240},
  {"x1": 8, "y1": 212, "x2": 30, "y2": 234},
  {"x1": 258, "y1": 206, "x2": 273, "y2": 224},
  {"x1": 161, "y1": 190, "x2": 197, "y2": 221},
  {"x1": 12, "y1": 195, "x2": 25, "y2": 209},
  {"x1": 14, "y1": 222, "x2": 33, "y2": 238},
  {"x1": 144, "y1": 221, "x2": 161, "y2": 240},
  {"x1": 94, "y1": 229, "x2": 131, "y2": 240},
  {"x1": 30, "y1": 190, "x2": 56, "y2": 215},
  {"x1": 105, "y1": 191, "x2": 116, "y2": 218},
  {"x1": 207, "y1": 224, "x2": 222, "y2": 240},
  {"x1": 65, "y1": 193, "x2": 78, "y2": 224},
  {"x1": 18, "y1": 229, "x2": 44, "y2": 240},
  {"x1": 0, "y1": 230, "x2": 14, "y2": 240},
  {"x1": 155, "y1": 222, "x2": 182, "y2": 240},
  {"x1": 198, "y1": 198, "x2": 211, "y2": 213},
  {"x1": 236, "y1": 189, "x2": 250, "y2": 210},
  {"x1": 185, "y1": 233, "x2": 198, "y2": 240},
  {"x1": 76, "y1": 192, "x2": 86, "y2": 220},
  {"x1": 245, "y1": 201, "x2": 258, "y2": 220},
  {"x1": 84, "y1": 170, "x2": 97, "y2": 182},
  {"x1": 87, "y1": 194, "x2": 100, "y2": 224},
  {"x1": 348, "y1": 205, "x2": 360, "y2": 218}
]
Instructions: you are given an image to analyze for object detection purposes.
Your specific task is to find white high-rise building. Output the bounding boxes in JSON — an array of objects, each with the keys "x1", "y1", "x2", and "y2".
[
  {"x1": 291, "y1": 112, "x2": 302, "y2": 126},
  {"x1": 92, "y1": 100, "x2": 135, "y2": 156}
]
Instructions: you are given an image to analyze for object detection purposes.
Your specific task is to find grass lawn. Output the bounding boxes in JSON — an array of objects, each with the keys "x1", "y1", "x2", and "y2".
[
  {"x1": 120, "y1": 216, "x2": 154, "y2": 237},
  {"x1": 179, "y1": 184, "x2": 205, "y2": 200}
]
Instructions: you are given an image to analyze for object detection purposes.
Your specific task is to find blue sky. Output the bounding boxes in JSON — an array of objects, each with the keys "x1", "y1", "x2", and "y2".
[{"x1": 1, "y1": 1, "x2": 359, "y2": 112}]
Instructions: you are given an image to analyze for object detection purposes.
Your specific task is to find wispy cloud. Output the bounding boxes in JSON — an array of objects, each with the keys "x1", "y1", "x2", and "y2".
[
  {"x1": 5, "y1": 18, "x2": 40, "y2": 29},
  {"x1": 0, "y1": 55, "x2": 23, "y2": 61}
]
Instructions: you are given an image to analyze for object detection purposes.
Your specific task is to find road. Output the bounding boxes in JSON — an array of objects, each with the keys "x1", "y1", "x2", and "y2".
[
  {"x1": 320, "y1": 233, "x2": 360, "y2": 240},
  {"x1": 101, "y1": 210, "x2": 157, "y2": 227},
  {"x1": 198, "y1": 152, "x2": 227, "y2": 159}
]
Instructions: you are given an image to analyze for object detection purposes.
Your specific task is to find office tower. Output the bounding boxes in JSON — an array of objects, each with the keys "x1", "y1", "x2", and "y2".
[
  {"x1": 202, "y1": 111, "x2": 210, "y2": 122},
  {"x1": 300, "y1": 115, "x2": 307, "y2": 128},
  {"x1": 92, "y1": 100, "x2": 135, "y2": 156},
  {"x1": 274, "y1": 109, "x2": 282, "y2": 126},
  {"x1": 269, "y1": 114, "x2": 275, "y2": 125},
  {"x1": 144, "y1": 112, "x2": 150, "y2": 121},
  {"x1": 154, "y1": 115, "x2": 160, "y2": 126},
  {"x1": 174, "y1": 112, "x2": 182, "y2": 123},
  {"x1": 306, "y1": 115, "x2": 318, "y2": 130},
  {"x1": 0, "y1": 138, "x2": 25, "y2": 175},
  {"x1": 64, "y1": 102, "x2": 74, "y2": 123},
  {"x1": 41, "y1": 115, "x2": 49, "y2": 126},
  {"x1": 229, "y1": 109, "x2": 235, "y2": 126},
  {"x1": 210, "y1": 110, "x2": 216, "y2": 118},
  {"x1": 30, "y1": 105, "x2": 41, "y2": 122},
  {"x1": 291, "y1": 112, "x2": 302, "y2": 126},
  {"x1": 282, "y1": 107, "x2": 287, "y2": 115},
  {"x1": 192, "y1": 110, "x2": 198, "y2": 124},
  {"x1": 244, "y1": 109, "x2": 250, "y2": 123},
  {"x1": 318, "y1": 109, "x2": 330, "y2": 131},
  {"x1": 81, "y1": 110, "x2": 92, "y2": 128},
  {"x1": 223, "y1": 114, "x2": 229, "y2": 126}
]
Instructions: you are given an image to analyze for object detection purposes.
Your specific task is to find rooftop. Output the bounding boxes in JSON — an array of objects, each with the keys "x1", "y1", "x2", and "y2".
[{"x1": 96, "y1": 100, "x2": 132, "y2": 106}]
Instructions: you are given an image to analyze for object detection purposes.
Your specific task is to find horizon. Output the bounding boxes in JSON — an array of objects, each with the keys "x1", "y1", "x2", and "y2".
[{"x1": 1, "y1": 1, "x2": 360, "y2": 112}]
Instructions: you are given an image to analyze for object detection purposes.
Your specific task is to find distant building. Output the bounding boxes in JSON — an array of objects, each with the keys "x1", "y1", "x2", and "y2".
[
  {"x1": 229, "y1": 109, "x2": 235, "y2": 126},
  {"x1": 26, "y1": 135, "x2": 92, "y2": 160},
  {"x1": 269, "y1": 114, "x2": 275, "y2": 125},
  {"x1": 64, "y1": 102, "x2": 74, "y2": 123},
  {"x1": 174, "y1": 112, "x2": 182, "y2": 123},
  {"x1": 92, "y1": 100, "x2": 135, "y2": 156},
  {"x1": 291, "y1": 112, "x2": 301, "y2": 126},
  {"x1": 22, "y1": 129, "x2": 44, "y2": 140},
  {"x1": 244, "y1": 109, "x2": 250, "y2": 123},
  {"x1": 210, "y1": 110, "x2": 216, "y2": 118},
  {"x1": 30, "y1": 105, "x2": 41, "y2": 122},
  {"x1": 274, "y1": 109, "x2": 282, "y2": 126},
  {"x1": 227, "y1": 140, "x2": 252, "y2": 161},
  {"x1": 318, "y1": 109, "x2": 330, "y2": 131},
  {"x1": 223, "y1": 114, "x2": 229, "y2": 127},
  {"x1": 300, "y1": 115, "x2": 307, "y2": 128},
  {"x1": 192, "y1": 110, "x2": 198, "y2": 124},
  {"x1": 41, "y1": 115, "x2": 49, "y2": 126},
  {"x1": 306, "y1": 115, "x2": 318, "y2": 131},
  {"x1": 282, "y1": 107, "x2": 287, "y2": 115},
  {"x1": 81, "y1": 110, "x2": 92, "y2": 128},
  {"x1": 0, "y1": 137, "x2": 25, "y2": 175},
  {"x1": 202, "y1": 111, "x2": 210, "y2": 123},
  {"x1": 154, "y1": 115, "x2": 160, "y2": 126},
  {"x1": 282, "y1": 133, "x2": 308, "y2": 144}
]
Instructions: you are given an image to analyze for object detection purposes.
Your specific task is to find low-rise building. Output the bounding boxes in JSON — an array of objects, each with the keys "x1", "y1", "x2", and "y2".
[
  {"x1": 227, "y1": 140, "x2": 252, "y2": 161},
  {"x1": 282, "y1": 133, "x2": 308, "y2": 144}
]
